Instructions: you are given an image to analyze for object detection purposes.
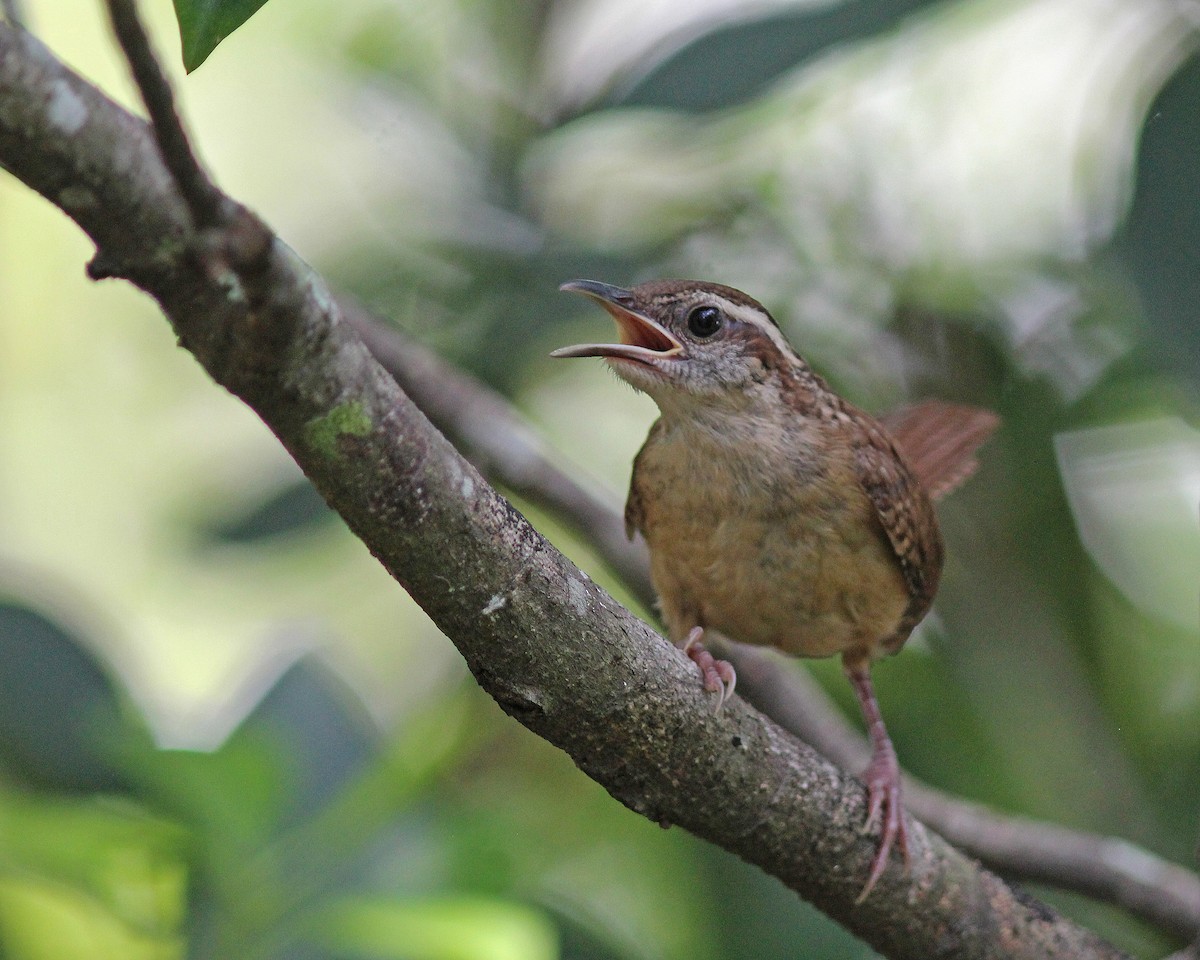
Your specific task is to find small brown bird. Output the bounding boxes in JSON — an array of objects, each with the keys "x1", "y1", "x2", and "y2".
[{"x1": 552, "y1": 278, "x2": 997, "y2": 897}]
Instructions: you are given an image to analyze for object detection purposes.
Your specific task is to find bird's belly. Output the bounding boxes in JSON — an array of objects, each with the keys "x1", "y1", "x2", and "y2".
[{"x1": 647, "y1": 501, "x2": 909, "y2": 660}]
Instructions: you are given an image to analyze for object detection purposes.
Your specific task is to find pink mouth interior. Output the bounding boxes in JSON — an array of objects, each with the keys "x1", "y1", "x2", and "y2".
[{"x1": 609, "y1": 306, "x2": 677, "y2": 354}]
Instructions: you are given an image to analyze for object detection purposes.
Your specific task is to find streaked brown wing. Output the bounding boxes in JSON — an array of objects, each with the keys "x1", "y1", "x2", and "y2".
[
  {"x1": 879, "y1": 400, "x2": 999, "y2": 502},
  {"x1": 624, "y1": 483, "x2": 644, "y2": 541},
  {"x1": 853, "y1": 418, "x2": 945, "y2": 641}
]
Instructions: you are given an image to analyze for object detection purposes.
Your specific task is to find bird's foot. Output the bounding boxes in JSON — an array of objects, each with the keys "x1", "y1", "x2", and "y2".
[
  {"x1": 682, "y1": 626, "x2": 736, "y2": 712},
  {"x1": 843, "y1": 656, "x2": 910, "y2": 901},
  {"x1": 856, "y1": 741, "x2": 908, "y2": 902}
]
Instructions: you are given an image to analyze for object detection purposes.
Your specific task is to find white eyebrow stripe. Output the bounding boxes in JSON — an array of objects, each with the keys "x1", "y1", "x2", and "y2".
[{"x1": 712, "y1": 296, "x2": 796, "y2": 357}]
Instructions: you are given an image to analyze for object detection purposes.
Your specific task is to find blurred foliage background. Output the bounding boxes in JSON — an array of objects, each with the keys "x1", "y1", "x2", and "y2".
[{"x1": 1, "y1": 0, "x2": 1198, "y2": 957}]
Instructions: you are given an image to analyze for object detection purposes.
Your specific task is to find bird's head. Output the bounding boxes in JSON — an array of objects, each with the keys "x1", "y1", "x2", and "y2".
[{"x1": 552, "y1": 279, "x2": 802, "y2": 410}]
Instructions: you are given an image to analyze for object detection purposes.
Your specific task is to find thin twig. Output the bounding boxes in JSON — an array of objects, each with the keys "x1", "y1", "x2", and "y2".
[
  {"x1": 104, "y1": 0, "x2": 223, "y2": 229},
  {"x1": 341, "y1": 302, "x2": 1200, "y2": 943}
]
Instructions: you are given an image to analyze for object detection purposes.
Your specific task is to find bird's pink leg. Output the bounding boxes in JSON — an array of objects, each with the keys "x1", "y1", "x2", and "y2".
[
  {"x1": 682, "y1": 626, "x2": 736, "y2": 712},
  {"x1": 843, "y1": 655, "x2": 908, "y2": 900}
]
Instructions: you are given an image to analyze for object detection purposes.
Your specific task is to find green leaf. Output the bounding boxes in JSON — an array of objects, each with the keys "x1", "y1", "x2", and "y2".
[
  {"x1": 313, "y1": 896, "x2": 559, "y2": 960},
  {"x1": 172, "y1": 0, "x2": 271, "y2": 72},
  {"x1": 0, "y1": 792, "x2": 187, "y2": 944}
]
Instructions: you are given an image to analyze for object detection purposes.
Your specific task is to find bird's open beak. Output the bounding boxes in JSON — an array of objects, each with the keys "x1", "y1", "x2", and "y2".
[{"x1": 551, "y1": 280, "x2": 683, "y2": 363}]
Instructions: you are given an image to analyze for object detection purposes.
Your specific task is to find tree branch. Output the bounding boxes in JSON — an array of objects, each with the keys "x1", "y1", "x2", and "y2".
[
  {"x1": 0, "y1": 14, "x2": 1146, "y2": 958},
  {"x1": 341, "y1": 301, "x2": 1200, "y2": 945}
]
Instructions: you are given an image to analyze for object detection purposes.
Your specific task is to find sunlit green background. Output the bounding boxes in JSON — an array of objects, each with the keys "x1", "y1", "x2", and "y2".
[{"x1": 1, "y1": 0, "x2": 1198, "y2": 957}]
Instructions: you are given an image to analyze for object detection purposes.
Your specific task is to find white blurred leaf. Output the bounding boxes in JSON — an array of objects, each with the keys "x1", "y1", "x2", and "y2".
[
  {"x1": 539, "y1": 0, "x2": 839, "y2": 112},
  {"x1": 532, "y1": 0, "x2": 1199, "y2": 267},
  {"x1": 1055, "y1": 418, "x2": 1200, "y2": 629}
]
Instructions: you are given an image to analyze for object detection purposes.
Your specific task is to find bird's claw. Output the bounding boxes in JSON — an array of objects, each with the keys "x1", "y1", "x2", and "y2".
[
  {"x1": 682, "y1": 627, "x2": 737, "y2": 713},
  {"x1": 856, "y1": 752, "x2": 909, "y2": 902}
]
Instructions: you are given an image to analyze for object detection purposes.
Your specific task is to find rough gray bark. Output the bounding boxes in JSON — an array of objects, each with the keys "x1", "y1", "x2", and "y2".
[{"x1": 0, "y1": 18, "x2": 1139, "y2": 959}]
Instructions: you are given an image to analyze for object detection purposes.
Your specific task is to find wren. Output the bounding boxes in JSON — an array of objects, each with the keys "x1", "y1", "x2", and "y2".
[{"x1": 552, "y1": 278, "x2": 997, "y2": 898}]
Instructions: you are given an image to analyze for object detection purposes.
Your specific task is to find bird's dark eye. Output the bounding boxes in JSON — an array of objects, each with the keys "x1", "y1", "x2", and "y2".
[{"x1": 687, "y1": 305, "x2": 723, "y2": 338}]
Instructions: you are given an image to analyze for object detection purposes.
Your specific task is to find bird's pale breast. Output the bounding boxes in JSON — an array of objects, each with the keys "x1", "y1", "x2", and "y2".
[{"x1": 630, "y1": 414, "x2": 910, "y2": 661}]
